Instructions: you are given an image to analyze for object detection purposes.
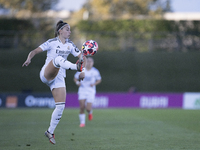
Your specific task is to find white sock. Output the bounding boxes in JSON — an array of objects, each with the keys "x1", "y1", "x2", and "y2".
[
  {"x1": 53, "y1": 56, "x2": 77, "y2": 70},
  {"x1": 48, "y1": 102, "x2": 65, "y2": 134},
  {"x1": 79, "y1": 114, "x2": 86, "y2": 124}
]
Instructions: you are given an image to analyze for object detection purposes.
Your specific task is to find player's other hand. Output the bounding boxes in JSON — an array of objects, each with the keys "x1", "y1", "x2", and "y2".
[{"x1": 76, "y1": 81, "x2": 81, "y2": 86}]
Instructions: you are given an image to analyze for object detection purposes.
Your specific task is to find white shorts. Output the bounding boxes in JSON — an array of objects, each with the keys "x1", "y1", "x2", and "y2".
[
  {"x1": 40, "y1": 66, "x2": 66, "y2": 91},
  {"x1": 78, "y1": 91, "x2": 95, "y2": 103}
]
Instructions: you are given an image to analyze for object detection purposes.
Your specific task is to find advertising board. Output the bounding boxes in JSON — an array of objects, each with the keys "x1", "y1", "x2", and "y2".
[{"x1": 0, "y1": 93, "x2": 184, "y2": 109}]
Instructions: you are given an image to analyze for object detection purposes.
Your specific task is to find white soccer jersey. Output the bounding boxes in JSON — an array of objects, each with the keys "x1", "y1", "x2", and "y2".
[
  {"x1": 74, "y1": 67, "x2": 101, "y2": 94},
  {"x1": 39, "y1": 37, "x2": 81, "y2": 77}
]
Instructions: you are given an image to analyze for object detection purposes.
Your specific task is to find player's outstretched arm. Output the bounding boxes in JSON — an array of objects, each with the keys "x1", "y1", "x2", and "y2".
[{"x1": 22, "y1": 47, "x2": 43, "y2": 67}]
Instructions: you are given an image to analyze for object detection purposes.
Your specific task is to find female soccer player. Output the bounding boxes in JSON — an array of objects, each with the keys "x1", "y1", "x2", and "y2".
[
  {"x1": 22, "y1": 20, "x2": 85, "y2": 144},
  {"x1": 74, "y1": 57, "x2": 101, "y2": 127}
]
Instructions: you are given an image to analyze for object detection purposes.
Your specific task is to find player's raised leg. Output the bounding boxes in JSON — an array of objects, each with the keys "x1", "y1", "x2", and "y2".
[{"x1": 53, "y1": 56, "x2": 84, "y2": 72}]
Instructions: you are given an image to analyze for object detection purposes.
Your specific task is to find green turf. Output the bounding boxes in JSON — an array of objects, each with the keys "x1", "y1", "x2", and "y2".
[{"x1": 0, "y1": 108, "x2": 200, "y2": 150}]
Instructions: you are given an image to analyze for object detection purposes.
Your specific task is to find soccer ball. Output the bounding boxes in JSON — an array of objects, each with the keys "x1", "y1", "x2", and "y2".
[{"x1": 81, "y1": 40, "x2": 98, "y2": 56}]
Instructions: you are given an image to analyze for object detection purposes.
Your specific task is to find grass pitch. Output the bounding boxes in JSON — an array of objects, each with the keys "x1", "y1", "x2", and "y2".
[{"x1": 0, "y1": 108, "x2": 200, "y2": 150}]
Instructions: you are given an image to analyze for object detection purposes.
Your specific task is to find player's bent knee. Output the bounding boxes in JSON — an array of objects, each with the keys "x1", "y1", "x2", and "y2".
[{"x1": 53, "y1": 56, "x2": 63, "y2": 68}]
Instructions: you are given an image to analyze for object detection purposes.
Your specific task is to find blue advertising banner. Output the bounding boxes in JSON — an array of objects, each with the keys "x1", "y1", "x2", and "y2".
[{"x1": 0, "y1": 93, "x2": 54, "y2": 108}]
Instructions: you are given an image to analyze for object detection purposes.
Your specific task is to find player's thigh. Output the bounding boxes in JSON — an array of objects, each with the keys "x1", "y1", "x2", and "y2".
[
  {"x1": 79, "y1": 99, "x2": 86, "y2": 108},
  {"x1": 52, "y1": 87, "x2": 66, "y2": 103},
  {"x1": 44, "y1": 60, "x2": 60, "y2": 81}
]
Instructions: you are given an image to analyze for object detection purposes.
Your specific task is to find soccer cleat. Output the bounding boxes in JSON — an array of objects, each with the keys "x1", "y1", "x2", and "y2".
[
  {"x1": 76, "y1": 59, "x2": 84, "y2": 72},
  {"x1": 79, "y1": 124, "x2": 85, "y2": 127},
  {"x1": 88, "y1": 114, "x2": 93, "y2": 121},
  {"x1": 45, "y1": 131, "x2": 56, "y2": 145}
]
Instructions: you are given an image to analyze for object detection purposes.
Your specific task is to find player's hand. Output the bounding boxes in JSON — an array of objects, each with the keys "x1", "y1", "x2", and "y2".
[
  {"x1": 90, "y1": 84, "x2": 94, "y2": 87},
  {"x1": 79, "y1": 72, "x2": 85, "y2": 81},
  {"x1": 22, "y1": 59, "x2": 31, "y2": 67}
]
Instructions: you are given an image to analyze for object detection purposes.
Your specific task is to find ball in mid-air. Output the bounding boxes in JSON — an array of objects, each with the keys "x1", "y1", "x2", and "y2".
[{"x1": 81, "y1": 40, "x2": 98, "y2": 56}]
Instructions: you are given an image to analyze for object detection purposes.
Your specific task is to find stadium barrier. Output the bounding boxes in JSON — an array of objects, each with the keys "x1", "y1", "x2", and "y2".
[{"x1": 0, "y1": 92, "x2": 199, "y2": 109}]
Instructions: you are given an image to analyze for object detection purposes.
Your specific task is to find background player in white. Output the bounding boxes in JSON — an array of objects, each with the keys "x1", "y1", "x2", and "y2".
[
  {"x1": 74, "y1": 57, "x2": 101, "y2": 127},
  {"x1": 22, "y1": 20, "x2": 85, "y2": 144}
]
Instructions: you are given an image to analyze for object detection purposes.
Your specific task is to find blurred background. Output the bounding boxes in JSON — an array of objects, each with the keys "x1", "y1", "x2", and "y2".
[{"x1": 0, "y1": 0, "x2": 200, "y2": 93}]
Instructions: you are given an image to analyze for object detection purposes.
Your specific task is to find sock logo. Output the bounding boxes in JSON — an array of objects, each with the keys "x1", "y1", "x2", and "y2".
[{"x1": 56, "y1": 117, "x2": 61, "y2": 120}]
